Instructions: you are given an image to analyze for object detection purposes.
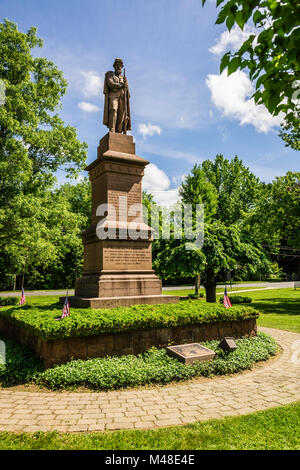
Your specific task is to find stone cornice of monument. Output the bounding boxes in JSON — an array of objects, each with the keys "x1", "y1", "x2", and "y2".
[{"x1": 86, "y1": 133, "x2": 149, "y2": 184}]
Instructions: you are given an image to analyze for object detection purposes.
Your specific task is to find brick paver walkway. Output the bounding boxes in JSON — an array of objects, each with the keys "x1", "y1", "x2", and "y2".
[{"x1": 0, "y1": 327, "x2": 299, "y2": 433}]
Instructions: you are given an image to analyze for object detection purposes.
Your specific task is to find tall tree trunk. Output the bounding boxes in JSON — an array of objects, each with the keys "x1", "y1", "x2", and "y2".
[
  {"x1": 21, "y1": 264, "x2": 26, "y2": 290},
  {"x1": 13, "y1": 275, "x2": 16, "y2": 291},
  {"x1": 204, "y1": 268, "x2": 216, "y2": 303},
  {"x1": 194, "y1": 273, "x2": 201, "y2": 296}
]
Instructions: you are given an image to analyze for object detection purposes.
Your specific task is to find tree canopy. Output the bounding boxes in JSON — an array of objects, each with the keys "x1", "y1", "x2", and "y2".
[
  {"x1": 154, "y1": 156, "x2": 272, "y2": 302},
  {"x1": 0, "y1": 19, "x2": 87, "y2": 289},
  {"x1": 203, "y1": 0, "x2": 300, "y2": 150},
  {"x1": 253, "y1": 172, "x2": 300, "y2": 248}
]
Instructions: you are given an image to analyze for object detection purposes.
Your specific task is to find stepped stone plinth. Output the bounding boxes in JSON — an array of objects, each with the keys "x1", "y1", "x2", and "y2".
[{"x1": 67, "y1": 132, "x2": 179, "y2": 308}]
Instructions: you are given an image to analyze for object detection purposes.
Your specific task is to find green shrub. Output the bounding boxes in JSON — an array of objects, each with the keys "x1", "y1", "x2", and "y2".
[
  {"x1": 0, "y1": 336, "x2": 44, "y2": 385},
  {"x1": 36, "y1": 333, "x2": 276, "y2": 391},
  {"x1": 0, "y1": 297, "x2": 19, "y2": 306},
  {"x1": 188, "y1": 293, "x2": 204, "y2": 299},
  {"x1": 0, "y1": 301, "x2": 259, "y2": 340},
  {"x1": 219, "y1": 295, "x2": 252, "y2": 305},
  {"x1": 0, "y1": 332, "x2": 276, "y2": 390}
]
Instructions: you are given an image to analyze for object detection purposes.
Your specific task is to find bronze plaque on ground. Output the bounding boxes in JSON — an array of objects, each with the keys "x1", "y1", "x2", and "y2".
[{"x1": 166, "y1": 343, "x2": 216, "y2": 364}]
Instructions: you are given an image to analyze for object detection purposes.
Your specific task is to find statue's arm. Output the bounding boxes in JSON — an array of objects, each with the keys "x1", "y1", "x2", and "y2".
[{"x1": 107, "y1": 74, "x2": 125, "y2": 91}]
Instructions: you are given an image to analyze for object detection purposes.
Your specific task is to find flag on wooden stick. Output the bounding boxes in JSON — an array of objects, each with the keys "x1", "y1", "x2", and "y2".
[
  {"x1": 61, "y1": 292, "x2": 70, "y2": 319},
  {"x1": 19, "y1": 287, "x2": 26, "y2": 306},
  {"x1": 223, "y1": 287, "x2": 232, "y2": 308}
]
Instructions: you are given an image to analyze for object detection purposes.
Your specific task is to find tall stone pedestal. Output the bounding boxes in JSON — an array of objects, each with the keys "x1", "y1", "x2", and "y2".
[{"x1": 68, "y1": 132, "x2": 178, "y2": 308}]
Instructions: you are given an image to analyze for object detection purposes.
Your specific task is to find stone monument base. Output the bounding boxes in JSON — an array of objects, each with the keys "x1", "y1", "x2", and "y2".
[
  {"x1": 74, "y1": 270, "x2": 163, "y2": 298},
  {"x1": 70, "y1": 132, "x2": 180, "y2": 309},
  {"x1": 60, "y1": 294, "x2": 179, "y2": 309}
]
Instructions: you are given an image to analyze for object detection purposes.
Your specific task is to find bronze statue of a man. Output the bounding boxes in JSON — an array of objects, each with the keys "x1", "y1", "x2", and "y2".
[{"x1": 103, "y1": 58, "x2": 131, "y2": 134}]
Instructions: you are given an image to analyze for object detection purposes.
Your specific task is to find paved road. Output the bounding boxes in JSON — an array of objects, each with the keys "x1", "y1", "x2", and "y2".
[
  {"x1": 0, "y1": 282, "x2": 295, "y2": 297},
  {"x1": 0, "y1": 327, "x2": 299, "y2": 432},
  {"x1": 163, "y1": 282, "x2": 295, "y2": 290}
]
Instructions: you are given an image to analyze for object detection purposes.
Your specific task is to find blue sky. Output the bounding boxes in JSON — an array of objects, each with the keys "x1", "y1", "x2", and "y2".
[{"x1": 1, "y1": 0, "x2": 299, "y2": 204}]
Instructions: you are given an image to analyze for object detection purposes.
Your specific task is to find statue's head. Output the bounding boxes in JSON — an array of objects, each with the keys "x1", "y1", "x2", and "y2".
[{"x1": 113, "y1": 58, "x2": 123, "y2": 75}]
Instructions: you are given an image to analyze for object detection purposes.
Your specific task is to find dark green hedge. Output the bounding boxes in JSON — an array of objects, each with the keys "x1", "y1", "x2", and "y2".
[
  {"x1": 0, "y1": 300, "x2": 259, "y2": 341},
  {"x1": 0, "y1": 335, "x2": 44, "y2": 385},
  {"x1": 0, "y1": 297, "x2": 19, "y2": 306}
]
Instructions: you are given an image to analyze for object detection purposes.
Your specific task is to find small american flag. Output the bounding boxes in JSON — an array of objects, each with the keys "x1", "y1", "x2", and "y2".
[
  {"x1": 223, "y1": 287, "x2": 232, "y2": 308},
  {"x1": 61, "y1": 294, "x2": 70, "y2": 319},
  {"x1": 19, "y1": 287, "x2": 26, "y2": 306}
]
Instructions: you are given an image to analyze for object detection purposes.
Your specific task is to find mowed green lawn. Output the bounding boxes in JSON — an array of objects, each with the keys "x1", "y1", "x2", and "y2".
[
  {"x1": 164, "y1": 288, "x2": 300, "y2": 333},
  {"x1": 0, "y1": 287, "x2": 299, "y2": 450},
  {"x1": 251, "y1": 288, "x2": 300, "y2": 333},
  {"x1": 163, "y1": 286, "x2": 265, "y2": 296}
]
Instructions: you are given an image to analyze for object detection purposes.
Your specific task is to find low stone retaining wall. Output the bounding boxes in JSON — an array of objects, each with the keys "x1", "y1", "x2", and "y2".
[{"x1": 0, "y1": 317, "x2": 257, "y2": 368}]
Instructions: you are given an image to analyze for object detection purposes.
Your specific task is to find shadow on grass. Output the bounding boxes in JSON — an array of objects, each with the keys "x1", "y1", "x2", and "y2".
[
  {"x1": 252, "y1": 297, "x2": 300, "y2": 316},
  {"x1": 11, "y1": 302, "x2": 62, "y2": 312}
]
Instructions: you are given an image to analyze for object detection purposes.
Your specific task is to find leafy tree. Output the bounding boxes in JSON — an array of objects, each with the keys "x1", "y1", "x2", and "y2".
[
  {"x1": 155, "y1": 156, "x2": 272, "y2": 302},
  {"x1": 279, "y1": 108, "x2": 300, "y2": 151},
  {"x1": 0, "y1": 184, "x2": 88, "y2": 290},
  {"x1": 251, "y1": 171, "x2": 300, "y2": 248},
  {"x1": 248, "y1": 171, "x2": 300, "y2": 279},
  {"x1": 0, "y1": 19, "x2": 87, "y2": 288},
  {"x1": 269, "y1": 172, "x2": 300, "y2": 248},
  {"x1": 203, "y1": 0, "x2": 300, "y2": 148},
  {"x1": 58, "y1": 178, "x2": 92, "y2": 227},
  {"x1": 179, "y1": 167, "x2": 218, "y2": 223},
  {"x1": 182, "y1": 155, "x2": 261, "y2": 223},
  {"x1": 47, "y1": 179, "x2": 91, "y2": 289},
  {"x1": 0, "y1": 20, "x2": 86, "y2": 243}
]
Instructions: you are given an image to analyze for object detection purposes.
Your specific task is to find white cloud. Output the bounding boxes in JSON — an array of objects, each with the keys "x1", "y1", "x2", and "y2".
[
  {"x1": 172, "y1": 174, "x2": 186, "y2": 185},
  {"x1": 143, "y1": 163, "x2": 180, "y2": 206},
  {"x1": 78, "y1": 101, "x2": 100, "y2": 113},
  {"x1": 206, "y1": 70, "x2": 283, "y2": 133},
  {"x1": 152, "y1": 189, "x2": 180, "y2": 206},
  {"x1": 143, "y1": 163, "x2": 170, "y2": 191},
  {"x1": 138, "y1": 122, "x2": 162, "y2": 139},
  {"x1": 82, "y1": 71, "x2": 103, "y2": 97},
  {"x1": 209, "y1": 25, "x2": 257, "y2": 56}
]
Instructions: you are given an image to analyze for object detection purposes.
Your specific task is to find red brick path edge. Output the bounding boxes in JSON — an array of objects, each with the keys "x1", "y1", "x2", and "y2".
[{"x1": 0, "y1": 327, "x2": 299, "y2": 433}]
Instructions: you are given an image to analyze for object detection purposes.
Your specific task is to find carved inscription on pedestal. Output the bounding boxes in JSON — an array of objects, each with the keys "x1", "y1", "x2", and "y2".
[{"x1": 103, "y1": 241, "x2": 152, "y2": 270}]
